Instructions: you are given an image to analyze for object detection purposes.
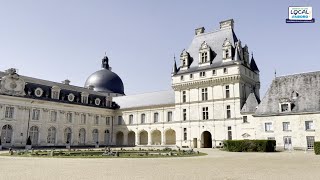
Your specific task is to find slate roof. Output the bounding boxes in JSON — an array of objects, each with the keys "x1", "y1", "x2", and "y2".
[
  {"x1": 255, "y1": 71, "x2": 320, "y2": 116},
  {"x1": 0, "y1": 71, "x2": 117, "y2": 109},
  {"x1": 176, "y1": 27, "x2": 238, "y2": 75},
  {"x1": 241, "y1": 92, "x2": 260, "y2": 113},
  {"x1": 114, "y1": 90, "x2": 175, "y2": 109}
]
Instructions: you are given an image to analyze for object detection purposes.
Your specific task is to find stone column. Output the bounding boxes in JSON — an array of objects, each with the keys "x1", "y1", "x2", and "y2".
[{"x1": 148, "y1": 130, "x2": 152, "y2": 145}]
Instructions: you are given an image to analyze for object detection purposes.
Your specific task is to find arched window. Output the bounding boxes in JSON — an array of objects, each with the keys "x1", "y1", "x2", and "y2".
[
  {"x1": 47, "y1": 127, "x2": 56, "y2": 144},
  {"x1": 92, "y1": 129, "x2": 99, "y2": 144},
  {"x1": 64, "y1": 127, "x2": 72, "y2": 144},
  {"x1": 141, "y1": 114, "x2": 146, "y2": 124},
  {"x1": 29, "y1": 126, "x2": 39, "y2": 145},
  {"x1": 1, "y1": 124, "x2": 13, "y2": 144}
]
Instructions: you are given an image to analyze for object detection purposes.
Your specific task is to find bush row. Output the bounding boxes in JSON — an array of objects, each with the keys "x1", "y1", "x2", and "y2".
[
  {"x1": 314, "y1": 142, "x2": 320, "y2": 155},
  {"x1": 223, "y1": 140, "x2": 276, "y2": 152}
]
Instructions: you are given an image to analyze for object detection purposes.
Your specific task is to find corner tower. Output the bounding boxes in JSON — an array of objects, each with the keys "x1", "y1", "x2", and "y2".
[{"x1": 171, "y1": 19, "x2": 260, "y2": 146}]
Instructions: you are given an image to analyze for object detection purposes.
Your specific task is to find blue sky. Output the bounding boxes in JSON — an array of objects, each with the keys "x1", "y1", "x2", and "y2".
[{"x1": 0, "y1": 1, "x2": 319, "y2": 96}]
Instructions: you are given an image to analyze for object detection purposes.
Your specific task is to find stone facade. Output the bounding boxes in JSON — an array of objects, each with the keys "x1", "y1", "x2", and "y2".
[{"x1": 0, "y1": 19, "x2": 317, "y2": 150}]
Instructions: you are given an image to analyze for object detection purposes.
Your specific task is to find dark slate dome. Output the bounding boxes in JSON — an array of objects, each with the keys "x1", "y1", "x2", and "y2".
[{"x1": 84, "y1": 55, "x2": 124, "y2": 95}]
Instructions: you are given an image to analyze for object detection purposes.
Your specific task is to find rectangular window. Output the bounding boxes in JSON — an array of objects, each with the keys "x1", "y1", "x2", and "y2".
[
  {"x1": 228, "y1": 126, "x2": 232, "y2": 140},
  {"x1": 81, "y1": 114, "x2": 86, "y2": 124},
  {"x1": 226, "y1": 105, "x2": 231, "y2": 119},
  {"x1": 282, "y1": 122, "x2": 291, "y2": 131},
  {"x1": 32, "y1": 109, "x2": 40, "y2": 120},
  {"x1": 224, "y1": 68, "x2": 228, "y2": 74},
  {"x1": 182, "y1": 91, "x2": 186, "y2": 103},
  {"x1": 201, "y1": 88, "x2": 208, "y2": 101},
  {"x1": 141, "y1": 114, "x2": 145, "y2": 124},
  {"x1": 50, "y1": 111, "x2": 57, "y2": 122},
  {"x1": 183, "y1": 109, "x2": 187, "y2": 121},
  {"x1": 200, "y1": 71, "x2": 206, "y2": 77},
  {"x1": 118, "y1": 116, "x2": 123, "y2": 125},
  {"x1": 189, "y1": 74, "x2": 193, "y2": 79},
  {"x1": 212, "y1": 69, "x2": 216, "y2": 75},
  {"x1": 66, "y1": 112, "x2": 72, "y2": 123},
  {"x1": 129, "y1": 115, "x2": 133, "y2": 125},
  {"x1": 305, "y1": 121, "x2": 314, "y2": 130},
  {"x1": 225, "y1": 85, "x2": 230, "y2": 98},
  {"x1": 106, "y1": 117, "x2": 111, "y2": 125},
  {"x1": 307, "y1": 136, "x2": 315, "y2": 150},
  {"x1": 154, "y1": 113, "x2": 159, "y2": 123},
  {"x1": 243, "y1": 116, "x2": 248, "y2": 123},
  {"x1": 5, "y1": 107, "x2": 14, "y2": 119},
  {"x1": 180, "y1": 76, "x2": 184, "y2": 81},
  {"x1": 167, "y1": 111, "x2": 172, "y2": 122},
  {"x1": 183, "y1": 128, "x2": 187, "y2": 141},
  {"x1": 265, "y1": 122, "x2": 273, "y2": 132},
  {"x1": 202, "y1": 107, "x2": 208, "y2": 120},
  {"x1": 94, "y1": 115, "x2": 99, "y2": 125}
]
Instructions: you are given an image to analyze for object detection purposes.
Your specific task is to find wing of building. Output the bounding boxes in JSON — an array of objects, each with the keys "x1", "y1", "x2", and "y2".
[{"x1": 0, "y1": 19, "x2": 316, "y2": 151}]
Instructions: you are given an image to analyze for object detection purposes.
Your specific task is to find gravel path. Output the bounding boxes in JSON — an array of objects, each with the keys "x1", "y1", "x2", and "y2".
[{"x1": 0, "y1": 149, "x2": 319, "y2": 180}]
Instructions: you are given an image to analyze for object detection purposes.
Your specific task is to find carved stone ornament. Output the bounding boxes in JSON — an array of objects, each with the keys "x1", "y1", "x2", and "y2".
[
  {"x1": 0, "y1": 68, "x2": 26, "y2": 96},
  {"x1": 242, "y1": 133, "x2": 251, "y2": 138}
]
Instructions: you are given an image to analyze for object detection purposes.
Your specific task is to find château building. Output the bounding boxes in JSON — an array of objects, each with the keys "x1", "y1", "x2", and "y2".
[{"x1": 0, "y1": 19, "x2": 317, "y2": 150}]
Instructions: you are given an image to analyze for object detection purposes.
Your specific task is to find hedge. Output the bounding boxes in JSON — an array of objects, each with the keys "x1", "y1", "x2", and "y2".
[
  {"x1": 314, "y1": 142, "x2": 320, "y2": 155},
  {"x1": 223, "y1": 140, "x2": 276, "y2": 152}
]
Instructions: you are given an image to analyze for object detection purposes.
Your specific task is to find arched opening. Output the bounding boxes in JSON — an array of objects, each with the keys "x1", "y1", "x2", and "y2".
[
  {"x1": 104, "y1": 130, "x2": 110, "y2": 145},
  {"x1": 79, "y1": 128, "x2": 86, "y2": 145},
  {"x1": 128, "y1": 131, "x2": 136, "y2": 146},
  {"x1": 201, "y1": 131, "x2": 212, "y2": 148},
  {"x1": 29, "y1": 126, "x2": 39, "y2": 146},
  {"x1": 151, "y1": 130, "x2": 161, "y2": 145},
  {"x1": 92, "y1": 129, "x2": 99, "y2": 144},
  {"x1": 165, "y1": 129, "x2": 176, "y2": 145},
  {"x1": 64, "y1": 127, "x2": 72, "y2": 144},
  {"x1": 139, "y1": 130, "x2": 148, "y2": 145},
  {"x1": 47, "y1": 127, "x2": 56, "y2": 144},
  {"x1": 1, "y1": 124, "x2": 13, "y2": 146},
  {"x1": 116, "y1": 131, "x2": 124, "y2": 146}
]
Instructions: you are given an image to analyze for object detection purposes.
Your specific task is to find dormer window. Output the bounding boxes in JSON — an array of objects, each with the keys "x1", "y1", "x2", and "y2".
[
  {"x1": 34, "y1": 88, "x2": 43, "y2": 97},
  {"x1": 201, "y1": 52, "x2": 208, "y2": 63},
  {"x1": 223, "y1": 39, "x2": 232, "y2": 61},
  {"x1": 199, "y1": 41, "x2": 211, "y2": 65},
  {"x1": 281, "y1": 103, "x2": 290, "y2": 112},
  {"x1": 95, "y1": 98, "x2": 101, "y2": 106},
  {"x1": 81, "y1": 92, "x2": 89, "y2": 104},
  {"x1": 51, "y1": 86, "x2": 61, "y2": 100},
  {"x1": 180, "y1": 49, "x2": 191, "y2": 70},
  {"x1": 68, "y1": 93, "x2": 75, "y2": 102}
]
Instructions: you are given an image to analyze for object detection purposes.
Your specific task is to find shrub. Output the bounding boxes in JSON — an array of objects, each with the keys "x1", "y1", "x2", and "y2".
[
  {"x1": 223, "y1": 140, "x2": 276, "y2": 152},
  {"x1": 314, "y1": 142, "x2": 320, "y2": 155}
]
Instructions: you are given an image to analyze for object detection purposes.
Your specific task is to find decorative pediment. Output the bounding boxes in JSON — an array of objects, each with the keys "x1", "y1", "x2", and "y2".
[
  {"x1": 0, "y1": 68, "x2": 26, "y2": 96},
  {"x1": 199, "y1": 41, "x2": 210, "y2": 50},
  {"x1": 223, "y1": 38, "x2": 232, "y2": 47},
  {"x1": 279, "y1": 98, "x2": 291, "y2": 103}
]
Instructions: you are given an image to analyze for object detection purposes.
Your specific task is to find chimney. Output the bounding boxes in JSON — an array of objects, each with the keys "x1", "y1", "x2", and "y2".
[
  {"x1": 62, "y1": 79, "x2": 70, "y2": 85},
  {"x1": 195, "y1": 27, "x2": 205, "y2": 35},
  {"x1": 219, "y1": 19, "x2": 234, "y2": 30}
]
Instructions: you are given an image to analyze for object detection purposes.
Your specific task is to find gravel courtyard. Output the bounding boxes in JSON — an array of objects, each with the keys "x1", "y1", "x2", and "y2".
[{"x1": 1, "y1": 149, "x2": 319, "y2": 180}]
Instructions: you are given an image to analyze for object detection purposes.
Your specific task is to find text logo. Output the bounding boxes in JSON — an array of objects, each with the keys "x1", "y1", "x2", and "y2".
[{"x1": 286, "y1": 7, "x2": 315, "y2": 23}]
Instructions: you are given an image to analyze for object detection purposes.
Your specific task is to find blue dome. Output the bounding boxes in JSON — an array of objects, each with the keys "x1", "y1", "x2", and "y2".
[{"x1": 85, "y1": 56, "x2": 124, "y2": 95}]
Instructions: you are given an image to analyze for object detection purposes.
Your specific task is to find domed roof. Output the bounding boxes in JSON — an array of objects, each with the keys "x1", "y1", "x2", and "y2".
[{"x1": 84, "y1": 55, "x2": 124, "y2": 95}]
